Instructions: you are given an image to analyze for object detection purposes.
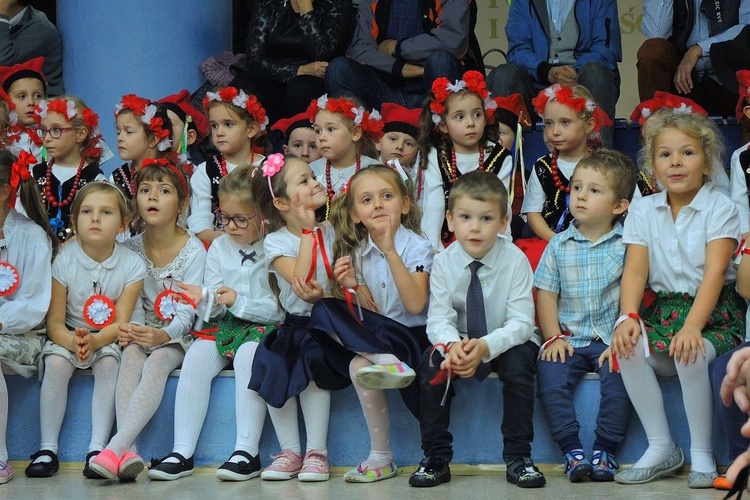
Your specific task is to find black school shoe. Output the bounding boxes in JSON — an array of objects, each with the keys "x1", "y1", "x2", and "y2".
[
  {"x1": 506, "y1": 457, "x2": 546, "y2": 488},
  {"x1": 25, "y1": 450, "x2": 59, "y2": 478},
  {"x1": 216, "y1": 450, "x2": 261, "y2": 481},
  {"x1": 83, "y1": 450, "x2": 105, "y2": 479},
  {"x1": 408, "y1": 457, "x2": 451, "y2": 487},
  {"x1": 147, "y1": 452, "x2": 194, "y2": 481}
]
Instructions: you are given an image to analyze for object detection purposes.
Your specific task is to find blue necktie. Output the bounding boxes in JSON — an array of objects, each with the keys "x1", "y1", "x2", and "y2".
[{"x1": 466, "y1": 260, "x2": 491, "y2": 381}]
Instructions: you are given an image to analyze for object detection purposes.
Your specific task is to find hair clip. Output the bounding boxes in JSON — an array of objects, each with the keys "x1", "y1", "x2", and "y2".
[{"x1": 262, "y1": 153, "x2": 284, "y2": 200}]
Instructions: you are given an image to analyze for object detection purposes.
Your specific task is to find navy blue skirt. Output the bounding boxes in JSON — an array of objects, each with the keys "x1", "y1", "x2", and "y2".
[
  {"x1": 248, "y1": 313, "x2": 351, "y2": 408},
  {"x1": 308, "y1": 298, "x2": 430, "y2": 418}
]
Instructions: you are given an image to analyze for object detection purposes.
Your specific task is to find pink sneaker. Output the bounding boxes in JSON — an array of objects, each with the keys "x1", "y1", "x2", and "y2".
[
  {"x1": 88, "y1": 449, "x2": 120, "y2": 480},
  {"x1": 298, "y1": 450, "x2": 330, "y2": 482},
  {"x1": 118, "y1": 452, "x2": 145, "y2": 481},
  {"x1": 260, "y1": 449, "x2": 303, "y2": 480},
  {"x1": 0, "y1": 460, "x2": 14, "y2": 484}
]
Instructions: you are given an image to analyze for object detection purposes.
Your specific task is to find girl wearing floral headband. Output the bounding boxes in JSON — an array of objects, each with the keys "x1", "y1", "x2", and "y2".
[
  {"x1": 0, "y1": 149, "x2": 57, "y2": 484},
  {"x1": 247, "y1": 153, "x2": 347, "y2": 482},
  {"x1": 521, "y1": 84, "x2": 612, "y2": 246},
  {"x1": 91, "y1": 158, "x2": 206, "y2": 481},
  {"x1": 307, "y1": 94, "x2": 382, "y2": 220},
  {"x1": 111, "y1": 94, "x2": 174, "y2": 205},
  {"x1": 418, "y1": 70, "x2": 514, "y2": 251},
  {"x1": 188, "y1": 87, "x2": 268, "y2": 247},
  {"x1": 26, "y1": 181, "x2": 145, "y2": 481},
  {"x1": 30, "y1": 96, "x2": 108, "y2": 242}
]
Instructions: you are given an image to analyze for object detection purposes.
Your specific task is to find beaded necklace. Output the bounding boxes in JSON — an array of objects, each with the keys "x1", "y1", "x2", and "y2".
[
  {"x1": 444, "y1": 147, "x2": 485, "y2": 183},
  {"x1": 217, "y1": 152, "x2": 255, "y2": 177},
  {"x1": 549, "y1": 149, "x2": 570, "y2": 194},
  {"x1": 325, "y1": 156, "x2": 361, "y2": 200},
  {"x1": 45, "y1": 157, "x2": 85, "y2": 208}
]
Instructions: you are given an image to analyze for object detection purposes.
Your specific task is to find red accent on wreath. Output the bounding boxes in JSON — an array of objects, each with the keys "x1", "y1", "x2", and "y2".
[
  {"x1": 0, "y1": 261, "x2": 20, "y2": 296},
  {"x1": 154, "y1": 288, "x2": 197, "y2": 322},
  {"x1": 83, "y1": 294, "x2": 116, "y2": 328}
]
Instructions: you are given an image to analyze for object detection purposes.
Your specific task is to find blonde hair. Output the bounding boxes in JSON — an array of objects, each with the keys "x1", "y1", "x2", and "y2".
[
  {"x1": 331, "y1": 165, "x2": 421, "y2": 294},
  {"x1": 70, "y1": 182, "x2": 130, "y2": 240}
]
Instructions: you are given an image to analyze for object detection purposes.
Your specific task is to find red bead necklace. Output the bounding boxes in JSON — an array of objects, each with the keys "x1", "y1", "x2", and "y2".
[
  {"x1": 218, "y1": 152, "x2": 255, "y2": 177},
  {"x1": 325, "y1": 155, "x2": 361, "y2": 200},
  {"x1": 45, "y1": 157, "x2": 86, "y2": 208},
  {"x1": 550, "y1": 149, "x2": 570, "y2": 194},
  {"x1": 448, "y1": 147, "x2": 485, "y2": 183}
]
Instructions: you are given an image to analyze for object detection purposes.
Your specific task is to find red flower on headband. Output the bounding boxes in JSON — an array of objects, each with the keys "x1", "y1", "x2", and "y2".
[
  {"x1": 203, "y1": 87, "x2": 269, "y2": 132},
  {"x1": 462, "y1": 70, "x2": 488, "y2": 99},
  {"x1": 430, "y1": 71, "x2": 493, "y2": 124},
  {"x1": 116, "y1": 94, "x2": 150, "y2": 117},
  {"x1": 218, "y1": 86, "x2": 239, "y2": 102},
  {"x1": 532, "y1": 84, "x2": 611, "y2": 132},
  {"x1": 46, "y1": 98, "x2": 71, "y2": 119},
  {"x1": 82, "y1": 107, "x2": 98, "y2": 129},
  {"x1": 149, "y1": 117, "x2": 170, "y2": 141},
  {"x1": 246, "y1": 95, "x2": 267, "y2": 129}
]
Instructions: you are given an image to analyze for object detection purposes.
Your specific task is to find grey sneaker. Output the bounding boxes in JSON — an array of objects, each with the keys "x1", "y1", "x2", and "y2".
[
  {"x1": 687, "y1": 470, "x2": 718, "y2": 489},
  {"x1": 614, "y1": 446, "x2": 684, "y2": 485}
]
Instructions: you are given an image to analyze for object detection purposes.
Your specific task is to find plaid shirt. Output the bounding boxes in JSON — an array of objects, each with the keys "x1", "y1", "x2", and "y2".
[
  {"x1": 387, "y1": 0, "x2": 423, "y2": 40},
  {"x1": 533, "y1": 221, "x2": 625, "y2": 347}
]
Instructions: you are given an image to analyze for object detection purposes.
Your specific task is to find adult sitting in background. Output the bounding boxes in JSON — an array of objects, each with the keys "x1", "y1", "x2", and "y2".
[
  {"x1": 637, "y1": 0, "x2": 750, "y2": 121},
  {"x1": 230, "y1": 0, "x2": 352, "y2": 125},
  {"x1": 486, "y1": 0, "x2": 621, "y2": 148},
  {"x1": 0, "y1": 0, "x2": 62, "y2": 95},
  {"x1": 325, "y1": 0, "x2": 481, "y2": 110}
]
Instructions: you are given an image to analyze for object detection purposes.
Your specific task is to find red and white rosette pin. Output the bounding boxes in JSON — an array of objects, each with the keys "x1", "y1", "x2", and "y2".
[
  {"x1": 154, "y1": 289, "x2": 196, "y2": 322},
  {"x1": 83, "y1": 294, "x2": 115, "y2": 328},
  {"x1": 0, "y1": 261, "x2": 20, "y2": 296}
]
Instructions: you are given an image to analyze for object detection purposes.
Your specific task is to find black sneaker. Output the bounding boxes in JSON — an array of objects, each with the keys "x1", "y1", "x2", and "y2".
[
  {"x1": 506, "y1": 457, "x2": 546, "y2": 488},
  {"x1": 147, "y1": 452, "x2": 194, "y2": 481},
  {"x1": 83, "y1": 450, "x2": 105, "y2": 479},
  {"x1": 25, "y1": 450, "x2": 59, "y2": 478},
  {"x1": 408, "y1": 457, "x2": 451, "y2": 487},
  {"x1": 216, "y1": 450, "x2": 261, "y2": 481}
]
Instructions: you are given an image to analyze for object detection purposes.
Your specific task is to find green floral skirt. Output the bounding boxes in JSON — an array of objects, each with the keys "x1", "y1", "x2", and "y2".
[
  {"x1": 212, "y1": 313, "x2": 276, "y2": 358},
  {"x1": 644, "y1": 284, "x2": 746, "y2": 356}
]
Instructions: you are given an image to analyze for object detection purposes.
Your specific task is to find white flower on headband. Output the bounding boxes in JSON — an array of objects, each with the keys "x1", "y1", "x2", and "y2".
[
  {"x1": 260, "y1": 116, "x2": 269, "y2": 131},
  {"x1": 446, "y1": 80, "x2": 467, "y2": 93},
  {"x1": 232, "y1": 90, "x2": 250, "y2": 109},
  {"x1": 156, "y1": 137, "x2": 172, "y2": 152},
  {"x1": 205, "y1": 91, "x2": 221, "y2": 103},
  {"x1": 370, "y1": 109, "x2": 381, "y2": 122},
  {"x1": 431, "y1": 112, "x2": 442, "y2": 125},
  {"x1": 352, "y1": 106, "x2": 364, "y2": 126},
  {"x1": 484, "y1": 97, "x2": 497, "y2": 112},
  {"x1": 8, "y1": 110, "x2": 17, "y2": 126},
  {"x1": 544, "y1": 86, "x2": 558, "y2": 99},
  {"x1": 114, "y1": 102, "x2": 123, "y2": 114},
  {"x1": 674, "y1": 103, "x2": 692, "y2": 114},
  {"x1": 642, "y1": 108, "x2": 652, "y2": 119},
  {"x1": 317, "y1": 94, "x2": 329, "y2": 110},
  {"x1": 141, "y1": 104, "x2": 157, "y2": 125},
  {"x1": 65, "y1": 100, "x2": 77, "y2": 120},
  {"x1": 36, "y1": 100, "x2": 48, "y2": 119},
  {"x1": 585, "y1": 100, "x2": 596, "y2": 113}
]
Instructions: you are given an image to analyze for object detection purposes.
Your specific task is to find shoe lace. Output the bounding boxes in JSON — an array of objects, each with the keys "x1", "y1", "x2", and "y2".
[
  {"x1": 303, "y1": 453, "x2": 327, "y2": 469},
  {"x1": 269, "y1": 450, "x2": 297, "y2": 467}
]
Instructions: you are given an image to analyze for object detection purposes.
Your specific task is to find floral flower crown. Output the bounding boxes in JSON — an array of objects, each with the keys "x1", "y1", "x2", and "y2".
[
  {"x1": 0, "y1": 88, "x2": 16, "y2": 125},
  {"x1": 34, "y1": 98, "x2": 107, "y2": 159},
  {"x1": 262, "y1": 153, "x2": 285, "y2": 200},
  {"x1": 115, "y1": 94, "x2": 172, "y2": 152},
  {"x1": 430, "y1": 70, "x2": 497, "y2": 125},
  {"x1": 141, "y1": 157, "x2": 188, "y2": 197},
  {"x1": 202, "y1": 87, "x2": 269, "y2": 132},
  {"x1": 306, "y1": 94, "x2": 384, "y2": 140},
  {"x1": 532, "y1": 84, "x2": 612, "y2": 132}
]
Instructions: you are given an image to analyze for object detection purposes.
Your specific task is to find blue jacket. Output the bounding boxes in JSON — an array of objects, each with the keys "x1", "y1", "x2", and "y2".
[{"x1": 505, "y1": 0, "x2": 622, "y2": 85}]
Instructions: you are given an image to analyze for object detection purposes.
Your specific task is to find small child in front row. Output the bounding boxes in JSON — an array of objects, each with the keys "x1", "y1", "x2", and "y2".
[
  {"x1": 271, "y1": 111, "x2": 322, "y2": 164},
  {"x1": 111, "y1": 159, "x2": 205, "y2": 481},
  {"x1": 534, "y1": 149, "x2": 636, "y2": 483},
  {"x1": 411, "y1": 171, "x2": 544, "y2": 489},
  {"x1": 377, "y1": 103, "x2": 421, "y2": 195},
  {"x1": 148, "y1": 165, "x2": 284, "y2": 482},
  {"x1": 0, "y1": 150, "x2": 58, "y2": 484},
  {"x1": 188, "y1": 87, "x2": 267, "y2": 246},
  {"x1": 248, "y1": 154, "x2": 349, "y2": 481},
  {"x1": 612, "y1": 111, "x2": 745, "y2": 488},
  {"x1": 25, "y1": 182, "x2": 145, "y2": 479},
  {"x1": 308, "y1": 165, "x2": 433, "y2": 483}
]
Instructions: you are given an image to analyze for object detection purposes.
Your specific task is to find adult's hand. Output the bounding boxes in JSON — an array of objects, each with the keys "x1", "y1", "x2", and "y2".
[
  {"x1": 674, "y1": 45, "x2": 702, "y2": 94},
  {"x1": 0, "y1": 0, "x2": 14, "y2": 16},
  {"x1": 378, "y1": 39, "x2": 398, "y2": 56},
  {"x1": 291, "y1": 0, "x2": 314, "y2": 15},
  {"x1": 297, "y1": 61, "x2": 328, "y2": 78},
  {"x1": 402, "y1": 63, "x2": 424, "y2": 79},
  {"x1": 548, "y1": 65, "x2": 577, "y2": 86}
]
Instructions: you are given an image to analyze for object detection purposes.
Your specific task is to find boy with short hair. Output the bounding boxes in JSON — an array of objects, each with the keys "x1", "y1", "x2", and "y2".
[
  {"x1": 534, "y1": 149, "x2": 636, "y2": 482},
  {"x1": 410, "y1": 170, "x2": 544, "y2": 489}
]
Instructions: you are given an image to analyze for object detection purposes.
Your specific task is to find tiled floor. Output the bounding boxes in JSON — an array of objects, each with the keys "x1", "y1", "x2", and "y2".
[{"x1": 0, "y1": 463, "x2": 733, "y2": 500}]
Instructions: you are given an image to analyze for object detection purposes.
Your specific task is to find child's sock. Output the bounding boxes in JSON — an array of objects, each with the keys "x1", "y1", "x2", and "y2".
[
  {"x1": 558, "y1": 435, "x2": 584, "y2": 457},
  {"x1": 89, "y1": 356, "x2": 118, "y2": 452},
  {"x1": 350, "y1": 356, "x2": 392, "y2": 466},
  {"x1": 115, "y1": 344, "x2": 147, "y2": 427},
  {"x1": 299, "y1": 383, "x2": 330, "y2": 452},
  {"x1": 267, "y1": 398, "x2": 302, "y2": 455},
  {"x1": 361, "y1": 450, "x2": 394, "y2": 470},
  {"x1": 233, "y1": 342, "x2": 265, "y2": 458},
  {"x1": 38, "y1": 355, "x2": 76, "y2": 456},
  {"x1": 0, "y1": 373, "x2": 7, "y2": 463}
]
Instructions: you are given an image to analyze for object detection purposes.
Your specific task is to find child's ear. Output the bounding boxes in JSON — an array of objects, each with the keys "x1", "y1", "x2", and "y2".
[
  {"x1": 375, "y1": 140, "x2": 382, "y2": 152},
  {"x1": 351, "y1": 125, "x2": 363, "y2": 142},
  {"x1": 744, "y1": 106, "x2": 750, "y2": 121},
  {"x1": 446, "y1": 210, "x2": 454, "y2": 232},
  {"x1": 0, "y1": 184, "x2": 11, "y2": 204},
  {"x1": 400, "y1": 194, "x2": 411, "y2": 216},
  {"x1": 282, "y1": 144, "x2": 289, "y2": 154},
  {"x1": 273, "y1": 196, "x2": 289, "y2": 212},
  {"x1": 350, "y1": 208, "x2": 361, "y2": 225},
  {"x1": 612, "y1": 198, "x2": 630, "y2": 216},
  {"x1": 585, "y1": 117, "x2": 596, "y2": 135},
  {"x1": 247, "y1": 121, "x2": 260, "y2": 141},
  {"x1": 499, "y1": 213, "x2": 510, "y2": 234},
  {"x1": 119, "y1": 215, "x2": 131, "y2": 233},
  {"x1": 186, "y1": 129, "x2": 197, "y2": 146},
  {"x1": 147, "y1": 132, "x2": 160, "y2": 149},
  {"x1": 76, "y1": 126, "x2": 89, "y2": 145},
  {"x1": 437, "y1": 122, "x2": 448, "y2": 135}
]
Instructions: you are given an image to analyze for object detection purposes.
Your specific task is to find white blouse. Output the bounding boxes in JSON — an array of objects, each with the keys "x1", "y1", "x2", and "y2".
[{"x1": 310, "y1": 155, "x2": 381, "y2": 196}]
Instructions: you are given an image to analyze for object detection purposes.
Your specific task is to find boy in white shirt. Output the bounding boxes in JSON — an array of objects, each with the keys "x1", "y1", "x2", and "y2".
[{"x1": 409, "y1": 171, "x2": 544, "y2": 489}]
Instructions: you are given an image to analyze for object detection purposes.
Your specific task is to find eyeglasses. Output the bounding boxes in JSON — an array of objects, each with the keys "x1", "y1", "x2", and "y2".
[
  {"x1": 36, "y1": 126, "x2": 76, "y2": 139},
  {"x1": 215, "y1": 211, "x2": 258, "y2": 229}
]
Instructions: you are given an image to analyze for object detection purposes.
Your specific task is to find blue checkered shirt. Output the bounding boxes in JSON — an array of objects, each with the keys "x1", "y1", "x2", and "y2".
[
  {"x1": 533, "y1": 221, "x2": 625, "y2": 347},
  {"x1": 387, "y1": 0, "x2": 423, "y2": 41}
]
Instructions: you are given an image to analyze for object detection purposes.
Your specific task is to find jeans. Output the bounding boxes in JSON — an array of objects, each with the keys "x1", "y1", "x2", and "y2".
[
  {"x1": 536, "y1": 340, "x2": 631, "y2": 455},
  {"x1": 417, "y1": 340, "x2": 538, "y2": 463},
  {"x1": 486, "y1": 62, "x2": 619, "y2": 148},
  {"x1": 325, "y1": 51, "x2": 464, "y2": 109},
  {"x1": 710, "y1": 342, "x2": 750, "y2": 461}
]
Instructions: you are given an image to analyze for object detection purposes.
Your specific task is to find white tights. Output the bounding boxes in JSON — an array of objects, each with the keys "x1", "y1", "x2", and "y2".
[
  {"x1": 267, "y1": 383, "x2": 330, "y2": 455},
  {"x1": 618, "y1": 337, "x2": 717, "y2": 473},
  {"x1": 350, "y1": 355, "x2": 393, "y2": 469}
]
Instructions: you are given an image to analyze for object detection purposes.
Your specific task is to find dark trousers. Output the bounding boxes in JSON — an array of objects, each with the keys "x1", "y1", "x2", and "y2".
[
  {"x1": 325, "y1": 51, "x2": 464, "y2": 110},
  {"x1": 710, "y1": 342, "x2": 750, "y2": 461},
  {"x1": 636, "y1": 38, "x2": 739, "y2": 117},
  {"x1": 230, "y1": 72, "x2": 326, "y2": 125},
  {"x1": 536, "y1": 340, "x2": 631, "y2": 456},
  {"x1": 486, "y1": 61, "x2": 619, "y2": 148},
  {"x1": 417, "y1": 340, "x2": 539, "y2": 463}
]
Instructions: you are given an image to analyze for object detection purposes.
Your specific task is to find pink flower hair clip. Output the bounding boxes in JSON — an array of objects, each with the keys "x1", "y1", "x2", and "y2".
[{"x1": 263, "y1": 153, "x2": 284, "y2": 199}]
